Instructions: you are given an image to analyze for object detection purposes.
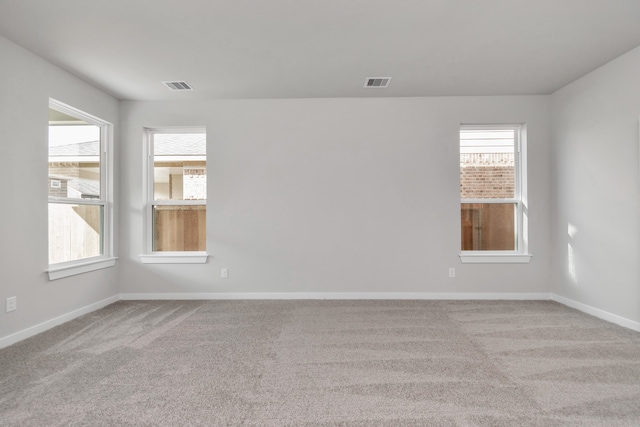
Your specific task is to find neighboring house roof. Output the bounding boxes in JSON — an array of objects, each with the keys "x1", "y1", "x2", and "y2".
[
  {"x1": 155, "y1": 133, "x2": 206, "y2": 156},
  {"x1": 49, "y1": 141, "x2": 100, "y2": 198},
  {"x1": 49, "y1": 140, "x2": 100, "y2": 156},
  {"x1": 72, "y1": 178, "x2": 100, "y2": 198},
  {"x1": 49, "y1": 135, "x2": 206, "y2": 157},
  {"x1": 48, "y1": 135, "x2": 205, "y2": 199},
  {"x1": 48, "y1": 176, "x2": 100, "y2": 198}
]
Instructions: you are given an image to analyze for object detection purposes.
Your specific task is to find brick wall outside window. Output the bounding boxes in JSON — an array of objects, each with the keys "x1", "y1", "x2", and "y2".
[{"x1": 460, "y1": 153, "x2": 514, "y2": 199}]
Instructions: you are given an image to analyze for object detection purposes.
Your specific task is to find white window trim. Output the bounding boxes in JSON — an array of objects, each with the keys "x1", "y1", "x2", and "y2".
[
  {"x1": 47, "y1": 257, "x2": 118, "y2": 280},
  {"x1": 459, "y1": 124, "x2": 532, "y2": 264},
  {"x1": 47, "y1": 99, "x2": 116, "y2": 280},
  {"x1": 459, "y1": 252, "x2": 532, "y2": 264},
  {"x1": 140, "y1": 127, "x2": 209, "y2": 264},
  {"x1": 139, "y1": 252, "x2": 209, "y2": 264}
]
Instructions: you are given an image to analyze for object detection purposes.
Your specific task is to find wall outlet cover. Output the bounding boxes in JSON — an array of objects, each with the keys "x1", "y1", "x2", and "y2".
[{"x1": 6, "y1": 296, "x2": 17, "y2": 312}]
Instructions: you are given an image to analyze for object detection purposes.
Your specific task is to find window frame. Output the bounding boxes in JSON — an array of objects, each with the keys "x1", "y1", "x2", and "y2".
[
  {"x1": 140, "y1": 127, "x2": 209, "y2": 264},
  {"x1": 47, "y1": 99, "x2": 116, "y2": 280},
  {"x1": 459, "y1": 124, "x2": 532, "y2": 264}
]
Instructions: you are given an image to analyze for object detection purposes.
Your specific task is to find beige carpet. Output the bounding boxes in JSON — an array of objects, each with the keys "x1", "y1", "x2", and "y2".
[{"x1": 1, "y1": 300, "x2": 640, "y2": 426}]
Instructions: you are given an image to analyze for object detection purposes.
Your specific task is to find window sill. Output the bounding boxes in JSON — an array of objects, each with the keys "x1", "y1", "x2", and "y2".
[
  {"x1": 139, "y1": 252, "x2": 209, "y2": 264},
  {"x1": 47, "y1": 257, "x2": 118, "y2": 281},
  {"x1": 459, "y1": 253, "x2": 532, "y2": 264}
]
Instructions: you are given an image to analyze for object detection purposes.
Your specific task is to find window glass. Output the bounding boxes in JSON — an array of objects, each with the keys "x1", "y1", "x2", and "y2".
[
  {"x1": 461, "y1": 203, "x2": 515, "y2": 251},
  {"x1": 48, "y1": 104, "x2": 108, "y2": 266},
  {"x1": 460, "y1": 129, "x2": 515, "y2": 199},
  {"x1": 153, "y1": 133, "x2": 206, "y2": 201},
  {"x1": 49, "y1": 123, "x2": 101, "y2": 199},
  {"x1": 149, "y1": 130, "x2": 206, "y2": 252},
  {"x1": 153, "y1": 205, "x2": 206, "y2": 251},
  {"x1": 48, "y1": 204, "x2": 103, "y2": 263},
  {"x1": 460, "y1": 126, "x2": 523, "y2": 253}
]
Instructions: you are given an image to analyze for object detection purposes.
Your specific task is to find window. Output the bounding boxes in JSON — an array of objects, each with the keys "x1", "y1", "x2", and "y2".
[
  {"x1": 141, "y1": 128, "x2": 208, "y2": 264},
  {"x1": 459, "y1": 125, "x2": 531, "y2": 263},
  {"x1": 48, "y1": 100, "x2": 115, "y2": 279}
]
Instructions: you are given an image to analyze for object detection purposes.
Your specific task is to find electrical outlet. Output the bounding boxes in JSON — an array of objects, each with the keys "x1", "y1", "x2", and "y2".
[
  {"x1": 6, "y1": 296, "x2": 17, "y2": 312},
  {"x1": 448, "y1": 268, "x2": 455, "y2": 278},
  {"x1": 221, "y1": 268, "x2": 228, "y2": 278}
]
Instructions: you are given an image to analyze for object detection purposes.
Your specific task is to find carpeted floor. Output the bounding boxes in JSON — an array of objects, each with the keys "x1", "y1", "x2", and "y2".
[{"x1": 1, "y1": 300, "x2": 640, "y2": 426}]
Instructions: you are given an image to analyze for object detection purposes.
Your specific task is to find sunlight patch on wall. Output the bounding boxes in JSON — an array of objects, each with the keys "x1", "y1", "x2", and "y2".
[{"x1": 567, "y1": 223, "x2": 578, "y2": 284}]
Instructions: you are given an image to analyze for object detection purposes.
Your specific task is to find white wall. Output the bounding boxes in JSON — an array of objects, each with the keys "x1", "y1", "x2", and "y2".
[
  {"x1": 3, "y1": 21, "x2": 639, "y2": 341},
  {"x1": 0, "y1": 35, "x2": 119, "y2": 343},
  {"x1": 119, "y1": 96, "x2": 552, "y2": 296},
  {"x1": 551, "y1": 46, "x2": 640, "y2": 323}
]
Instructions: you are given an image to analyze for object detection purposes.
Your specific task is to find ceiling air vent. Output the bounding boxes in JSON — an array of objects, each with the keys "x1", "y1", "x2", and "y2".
[
  {"x1": 364, "y1": 77, "x2": 392, "y2": 88},
  {"x1": 162, "y1": 81, "x2": 193, "y2": 91}
]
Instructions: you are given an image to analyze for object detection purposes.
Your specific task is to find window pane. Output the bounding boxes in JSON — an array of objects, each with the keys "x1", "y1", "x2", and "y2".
[
  {"x1": 49, "y1": 116, "x2": 101, "y2": 200},
  {"x1": 153, "y1": 205, "x2": 206, "y2": 251},
  {"x1": 461, "y1": 203, "x2": 515, "y2": 251},
  {"x1": 460, "y1": 129, "x2": 514, "y2": 199},
  {"x1": 153, "y1": 133, "x2": 206, "y2": 201},
  {"x1": 48, "y1": 203, "x2": 103, "y2": 263}
]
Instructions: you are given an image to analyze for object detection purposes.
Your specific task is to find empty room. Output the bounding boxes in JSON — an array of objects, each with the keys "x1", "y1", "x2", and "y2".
[{"x1": 1, "y1": 1, "x2": 640, "y2": 425}]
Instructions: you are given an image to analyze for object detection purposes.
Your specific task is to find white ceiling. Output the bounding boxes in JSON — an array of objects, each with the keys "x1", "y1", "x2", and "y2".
[{"x1": 1, "y1": 0, "x2": 640, "y2": 101}]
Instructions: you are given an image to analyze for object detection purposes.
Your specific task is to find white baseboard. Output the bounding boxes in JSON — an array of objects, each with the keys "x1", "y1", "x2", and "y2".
[
  {"x1": 551, "y1": 294, "x2": 640, "y2": 333},
  {"x1": 0, "y1": 295, "x2": 120, "y2": 350},
  {"x1": 4, "y1": 292, "x2": 637, "y2": 350},
  {"x1": 120, "y1": 292, "x2": 552, "y2": 301}
]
